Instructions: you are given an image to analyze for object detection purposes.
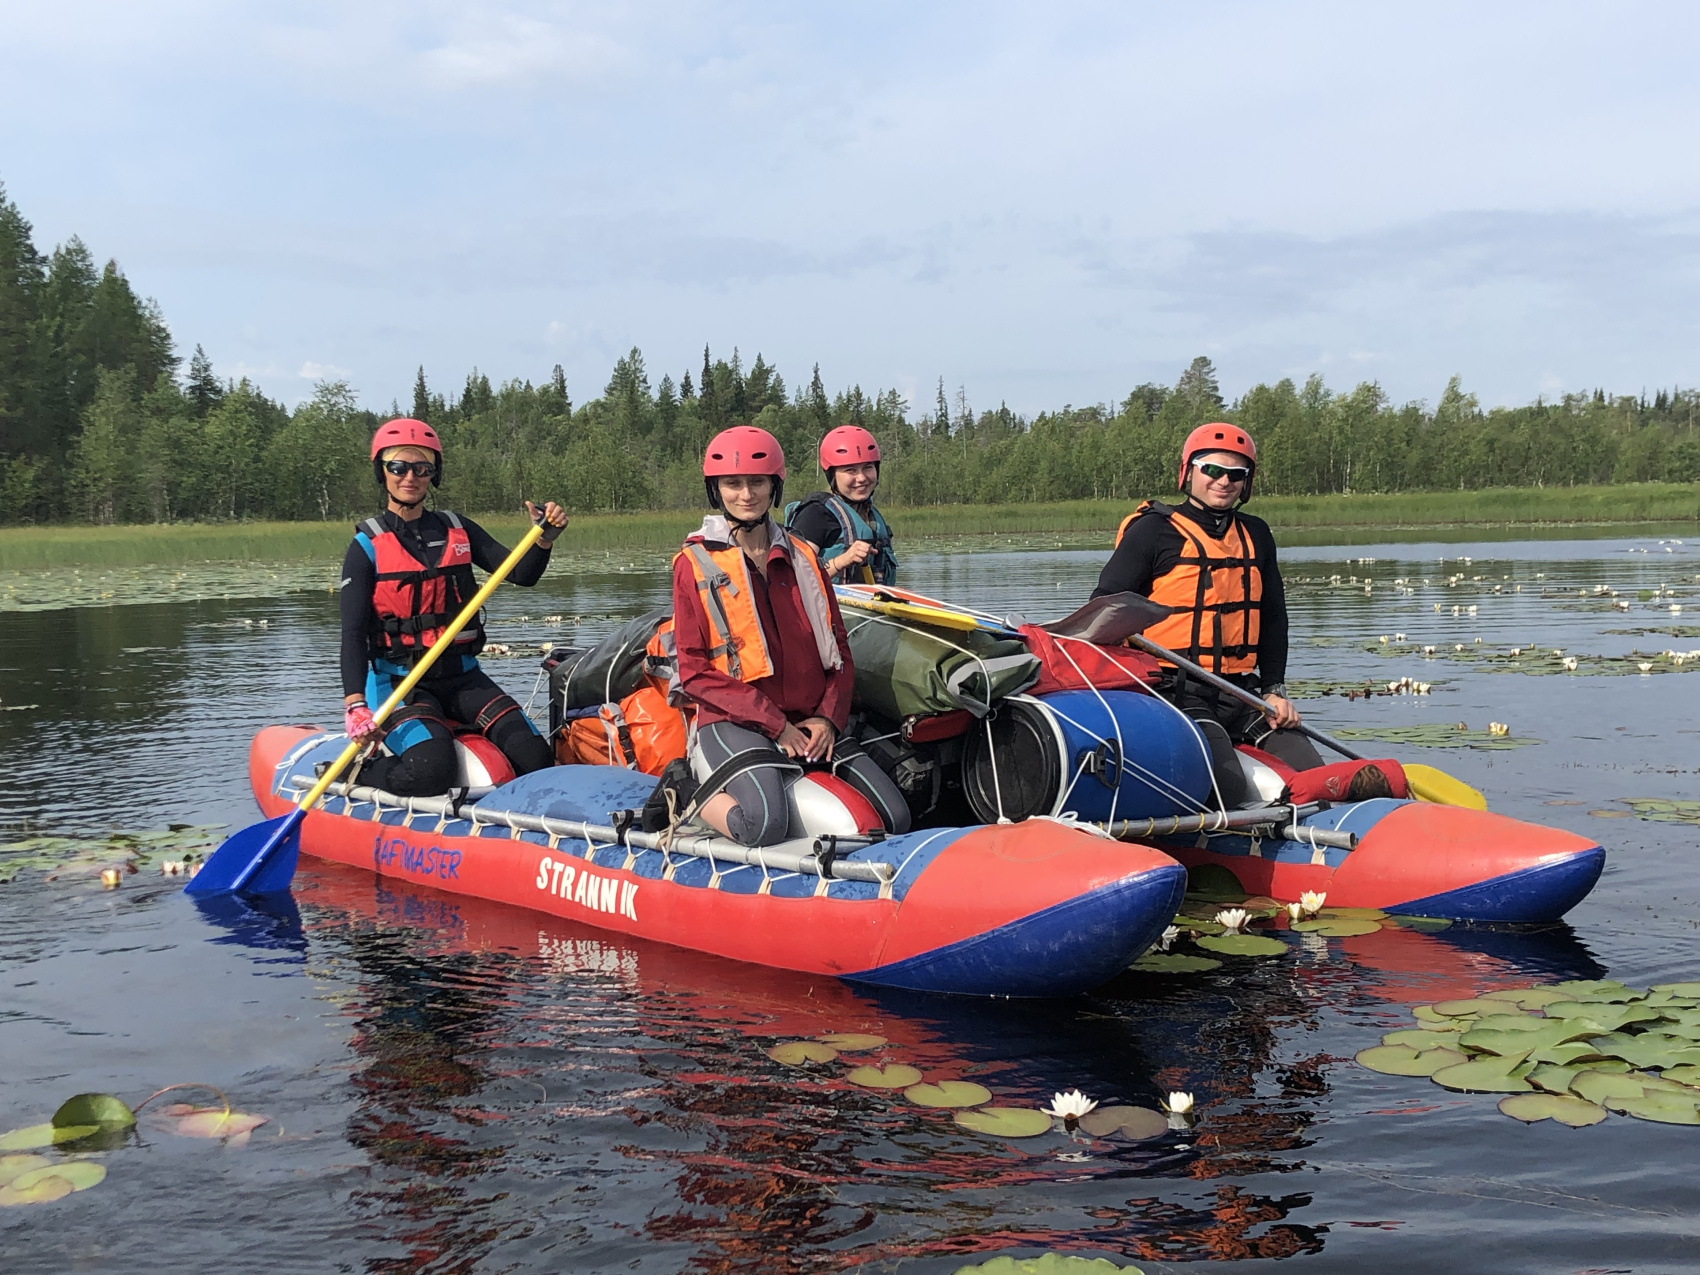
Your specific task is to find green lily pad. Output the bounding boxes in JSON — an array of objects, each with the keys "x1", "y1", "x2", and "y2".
[
  {"x1": 0, "y1": 1160, "x2": 106, "y2": 1207},
  {"x1": 1498, "y1": 1092, "x2": 1607, "y2": 1127},
  {"x1": 1432, "y1": 999, "x2": 1499, "y2": 1017},
  {"x1": 1571, "y1": 1070, "x2": 1647, "y2": 1105},
  {"x1": 1460, "y1": 1021, "x2": 1590, "y2": 1056},
  {"x1": 1317, "y1": 907, "x2": 1389, "y2": 920},
  {"x1": 1482, "y1": 986, "x2": 1568, "y2": 1010},
  {"x1": 1652, "y1": 982, "x2": 1700, "y2": 998},
  {"x1": 815, "y1": 1033, "x2": 885, "y2": 1051},
  {"x1": 1195, "y1": 933, "x2": 1287, "y2": 957},
  {"x1": 1621, "y1": 799, "x2": 1700, "y2": 826},
  {"x1": 1357, "y1": 1045, "x2": 1469, "y2": 1077},
  {"x1": 1129, "y1": 952, "x2": 1222, "y2": 974},
  {"x1": 767, "y1": 1041, "x2": 839, "y2": 1065},
  {"x1": 1526, "y1": 1064, "x2": 1582, "y2": 1094},
  {"x1": 954, "y1": 1107, "x2": 1053, "y2": 1138},
  {"x1": 51, "y1": 1093, "x2": 134, "y2": 1131},
  {"x1": 1410, "y1": 1007, "x2": 1461, "y2": 1028},
  {"x1": 1530, "y1": 1042, "x2": 1607, "y2": 1066},
  {"x1": 1383, "y1": 1029, "x2": 1463, "y2": 1050},
  {"x1": 0, "y1": 1123, "x2": 100, "y2": 1151},
  {"x1": 1552, "y1": 980, "x2": 1637, "y2": 1001},
  {"x1": 1430, "y1": 1052, "x2": 1535, "y2": 1093},
  {"x1": 905, "y1": 1081, "x2": 993, "y2": 1109},
  {"x1": 1077, "y1": 1105, "x2": 1169, "y2": 1140},
  {"x1": 1586, "y1": 1034, "x2": 1700, "y2": 1070},
  {"x1": 1290, "y1": 918, "x2": 1383, "y2": 937},
  {"x1": 1660, "y1": 1066, "x2": 1700, "y2": 1087},
  {"x1": 1542, "y1": 1002, "x2": 1663, "y2": 1033},
  {"x1": 846, "y1": 1064, "x2": 922, "y2": 1089},
  {"x1": 951, "y1": 1254, "x2": 1148, "y2": 1274},
  {"x1": 1183, "y1": 864, "x2": 1247, "y2": 902},
  {"x1": 0, "y1": 1155, "x2": 51, "y2": 1188},
  {"x1": 1614, "y1": 1092, "x2": 1700, "y2": 1124}
]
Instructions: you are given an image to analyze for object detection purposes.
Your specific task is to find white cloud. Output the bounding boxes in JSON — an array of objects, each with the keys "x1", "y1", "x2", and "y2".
[{"x1": 300, "y1": 361, "x2": 351, "y2": 380}]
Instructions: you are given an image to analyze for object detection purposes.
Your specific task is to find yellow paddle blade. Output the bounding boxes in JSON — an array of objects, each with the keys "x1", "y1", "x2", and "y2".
[
  {"x1": 837, "y1": 595, "x2": 983, "y2": 632},
  {"x1": 1404, "y1": 763, "x2": 1488, "y2": 810}
]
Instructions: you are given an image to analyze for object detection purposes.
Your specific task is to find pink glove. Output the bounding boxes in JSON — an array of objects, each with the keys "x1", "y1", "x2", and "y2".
[{"x1": 345, "y1": 704, "x2": 378, "y2": 741}]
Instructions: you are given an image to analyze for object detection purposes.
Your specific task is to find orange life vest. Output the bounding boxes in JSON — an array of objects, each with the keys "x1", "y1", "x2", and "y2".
[
  {"x1": 358, "y1": 511, "x2": 484, "y2": 663},
  {"x1": 1114, "y1": 501, "x2": 1262, "y2": 675},
  {"x1": 674, "y1": 518, "x2": 841, "y2": 684}
]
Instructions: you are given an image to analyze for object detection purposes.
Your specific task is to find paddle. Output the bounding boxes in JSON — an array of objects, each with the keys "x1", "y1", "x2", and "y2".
[
  {"x1": 1121, "y1": 628, "x2": 1488, "y2": 810},
  {"x1": 187, "y1": 517, "x2": 550, "y2": 899},
  {"x1": 834, "y1": 589, "x2": 986, "y2": 632}
]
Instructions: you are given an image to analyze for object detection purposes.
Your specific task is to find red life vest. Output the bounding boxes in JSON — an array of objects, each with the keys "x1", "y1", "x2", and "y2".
[{"x1": 359, "y1": 512, "x2": 484, "y2": 663}]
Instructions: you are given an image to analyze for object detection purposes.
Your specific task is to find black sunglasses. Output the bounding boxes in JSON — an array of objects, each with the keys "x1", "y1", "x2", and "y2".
[
  {"x1": 383, "y1": 458, "x2": 438, "y2": 479},
  {"x1": 1192, "y1": 459, "x2": 1251, "y2": 483}
]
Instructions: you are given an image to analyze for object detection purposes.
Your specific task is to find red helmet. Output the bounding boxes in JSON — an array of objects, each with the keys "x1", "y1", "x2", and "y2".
[
  {"x1": 371, "y1": 418, "x2": 443, "y2": 487},
  {"x1": 819, "y1": 424, "x2": 880, "y2": 472},
  {"x1": 703, "y1": 426, "x2": 786, "y2": 479},
  {"x1": 1178, "y1": 422, "x2": 1256, "y2": 497},
  {"x1": 703, "y1": 426, "x2": 786, "y2": 511}
]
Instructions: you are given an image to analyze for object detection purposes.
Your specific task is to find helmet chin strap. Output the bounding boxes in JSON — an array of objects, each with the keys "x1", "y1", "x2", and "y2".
[
  {"x1": 388, "y1": 490, "x2": 426, "y2": 511},
  {"x1": 725, "y1": 511, "x2": 769, "y2": 534}
]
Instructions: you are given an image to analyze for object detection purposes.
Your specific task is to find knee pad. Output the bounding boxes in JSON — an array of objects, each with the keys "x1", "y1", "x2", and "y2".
[{"x1": 473, "y1": 691, "x2": 527, "y2": 737}]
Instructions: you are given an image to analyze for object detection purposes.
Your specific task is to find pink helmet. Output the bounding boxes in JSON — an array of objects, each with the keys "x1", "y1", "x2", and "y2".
[
  {"x1": 703, "y1": 426, "x2": 786, "y2": 478},
  {"x1": 1178, "y1": 422, "x2": 1257, "y2": 498},
  {"x1": 371, "y1": 418, "x2": 443, "y2": 487},
  {"x1": 819, "y1": 424, "x2": 880, "y2": 472}
]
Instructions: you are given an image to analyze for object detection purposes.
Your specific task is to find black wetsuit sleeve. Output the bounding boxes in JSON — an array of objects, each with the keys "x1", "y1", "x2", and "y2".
[
  {"x1": 339, "y1": 540, "x2": 376, "y2": 699},
  {"x1": 1246, "y1": 517, "x2": 1289, "y2": 687},
  {"x1": 1091, "y1": 515, "x2": 1172, "y2": 599},
  {"x1": 461, "y1": 515, "x2": 552, "y2": 586},
  {"x1": 787, "y1": 500, "x2": 844, "y2": 555}
]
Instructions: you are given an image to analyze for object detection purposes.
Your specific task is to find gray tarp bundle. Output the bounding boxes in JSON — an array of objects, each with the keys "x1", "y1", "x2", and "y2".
[
  {"x1": 553, "y1": 606, "x2": 670, "y2": 712},
  {"x1": 841, "y1": 609, "x2": 1038, "y2": 720}
]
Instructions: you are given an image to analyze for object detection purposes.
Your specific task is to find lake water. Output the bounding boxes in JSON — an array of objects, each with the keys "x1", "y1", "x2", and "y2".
[{"x1": 3, "y1": 531, "x2": 1698, "y2": 1273}]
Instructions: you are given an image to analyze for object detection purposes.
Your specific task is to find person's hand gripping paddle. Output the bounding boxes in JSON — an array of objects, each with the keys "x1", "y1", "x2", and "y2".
[{"x1": 187, "y1": 518, "x2": 550, "y2": 899}]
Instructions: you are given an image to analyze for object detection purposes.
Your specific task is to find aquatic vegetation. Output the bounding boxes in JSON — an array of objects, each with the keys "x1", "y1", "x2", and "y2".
[
  {"x1": 1128, "y1": 952, "x2": 1222, "y2": 974},
  {"x1": 766, "y1": 1041, "x2": 839, "y2": 1065},
  {"x1": 952, "y1": 1255, "x2": 1147, "y2": 1274},
  {"x1": 1331, "y1": 723, "x2": 1541, "y2": 750},
  {"x1": 0, "y1": 824, "x2": 222, "y2": 886},
  {"x1": 815, "y1": 1032, "x2": 886, "y2": 1050},
  {"x1": 1213, "y1": 907, "x2": 1248, "y2": 931},
  {"x1": 1040, "y1": 1090, "x2": 1098, "y2": 1129},
  {"x1": 1195, "y1": 932, "x2": 1286, "y2": 957},
  {"x1": 845, "y1": 1064, "x2": 922, "y2": 1089},
  {"x1": 1355, "y1": 979, "x2": 1700, "y2": 1127},
  {"x1": 1612, "y1": 798, "x2": 1700, "y2": 826},
  {"x1": 905, "y1": 1081, "x2": 994, "y2": 1109},
  {"x1": 955, "y1": 1108, "x2": 1054, "y2": 1138}
]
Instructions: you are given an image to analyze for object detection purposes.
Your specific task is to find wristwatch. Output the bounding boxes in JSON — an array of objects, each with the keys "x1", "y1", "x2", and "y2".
[{"x1": 1263, "y1": 682, "x2": 1287, "y2": 698}]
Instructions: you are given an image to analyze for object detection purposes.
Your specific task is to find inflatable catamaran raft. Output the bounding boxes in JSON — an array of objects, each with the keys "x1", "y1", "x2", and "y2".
[{"x1": 244, "y1": 585, "x2": 1604, "y2": 997}]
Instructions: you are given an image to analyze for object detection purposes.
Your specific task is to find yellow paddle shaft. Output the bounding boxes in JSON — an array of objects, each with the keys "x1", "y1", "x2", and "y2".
[
  {"x1": 835, "y1": 593, "x2": 983, "y2": 632},
  {"x1": 290, "y1": 520, "x2": 547, "y2": 815}
]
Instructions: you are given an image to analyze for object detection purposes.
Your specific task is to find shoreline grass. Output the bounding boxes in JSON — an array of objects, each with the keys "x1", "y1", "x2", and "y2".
[{"x1": 2, "y1": 483, "x2": 1695, "y2": 570}]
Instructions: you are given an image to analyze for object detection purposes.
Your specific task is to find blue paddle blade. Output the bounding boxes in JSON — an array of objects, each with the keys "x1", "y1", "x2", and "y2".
[{"x1": 184, "y1": 809, "x2": 303, "y2": 898}]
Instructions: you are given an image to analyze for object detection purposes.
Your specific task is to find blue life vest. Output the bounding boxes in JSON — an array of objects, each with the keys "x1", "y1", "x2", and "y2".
[{"x1": 784, "y1": 492, "x2": 898, "y2": 585}]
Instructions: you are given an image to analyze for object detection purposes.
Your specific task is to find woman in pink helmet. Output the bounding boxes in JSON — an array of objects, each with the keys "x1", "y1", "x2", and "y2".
[
  {"x1": 338, "y1": 418, "x2": 569, "y2": 796},
  {"x1": 669, "y1": 426, "x2": 910, "y2": 846},
  {"x1": 784, "y1": 424, "x2": 898, "y2": 585}
]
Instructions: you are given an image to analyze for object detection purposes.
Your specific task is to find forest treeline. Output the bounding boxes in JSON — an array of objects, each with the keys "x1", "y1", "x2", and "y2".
[{"x1": 3, "y1": 181, "x2": 1697, "y2": 526}]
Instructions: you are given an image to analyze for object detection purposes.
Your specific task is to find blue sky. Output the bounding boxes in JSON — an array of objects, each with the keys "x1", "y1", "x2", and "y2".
[{"x1": 3, "y1": 2, "x2": 1696, "y2": 413}]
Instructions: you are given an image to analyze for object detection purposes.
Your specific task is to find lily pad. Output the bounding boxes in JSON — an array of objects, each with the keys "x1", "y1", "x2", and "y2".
[
  {"x1": 1195, "y1": 933, "x2": 1287, "y2": 957},
  {"x1": 0, "y1": 1155, "x2": 52, "y2": 1188},
  {"x1": 159, "y1": 1107, "x2": 268, "y2": 1140},
  {"x1": 1386, "y1": 915, "x2": 1452, "y2": 932},
  {"x1": 1660, "y1": 1066, "x2": 1700, "y2": 1087},
  {"x1": 0, "y1": 1123, "x2": 98, "y2": 1151},
  {"x1": 846, "y1": 1064, "x2": 923, "y2": 1089},
  {"x1": 1430, "y1": 1052, "x2": 1535, "y2": 1093},
  {"x1": 1552, "y1": 979, "x2": 1637, "y2": 1001},
  {"x1": 767, "y1": 1041, "x2": 839, "y2": 1065},
  {"x1": 1460, "y1": 1021, "x2": 1589, "y2": 1056},
  {"x1": 1590, "y1": 1035, "x2": 1700, "y2": 1071},
  {"x1": 1527, "y1": 1064, "x2": 1583, "y2": 1094},
  {"x1": 1382, "y1": 1029, "x2": 1463, "y2": 1050},
  {"x1": 1077, "y1": 1105, "x2": 1169, "y2": 1140},
  {"x1": 1357, "y1": 1045, "x2": 1469, "y2": 1077},
  {"x1": 1542, "y1": 1002, "x2": 1662, "y2": 1032},
  {"x1": 1498, "y1": 1092, "x2": 1607, "y2": 1127},
  {"x1": 0, "y1": 1160, "x2": 105, "y2": 1206},
  {"x1": 1652, "y1": 982, "x2": 1700, "y2": 998},
  {"x1": 1129, "y1": 953, "x2": 1222, "y2": 974},
  {"x1": 951, "y1": 1254, "x2": 1148, "y2": 1274},
  {"x1": 1570, "y1": 1070, "x2": 1647, "y2": 1106},
  {"x1": 52, "y1": 1093, "x2": 134, "y2": 1131},
  {"x1": 1432, "y1": 998, "x2": 1498, "y2": 1017},
  {"x1": 1317, "y1": 907, "x2": 1389, "y2": 920},
  {"x1": 905, "y1": 1081, "x2": 993, "y2": 1109},
  {"x1": 1615, "y1": 1092, "x2": 1700, "y2": 1124},
  {"x1": 816, "y1": 1033, "x2": 885, "y2": 1051},
  {"x1": 1290, "y1": 918, "x2": 1383, "y2": 937},
  {"x1": 1483, "y1": 985, "x2": 1570, "y2": 1011},
  {"x1": 1413, "y1": 1005, "x2": 1457, "y2": 1026},
  {"x1": 954, "y1": 1107, "x2": 1053, "y2": 1138}
]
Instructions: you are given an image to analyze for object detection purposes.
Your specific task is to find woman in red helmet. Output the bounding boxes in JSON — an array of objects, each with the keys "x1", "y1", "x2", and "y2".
[
  {"x1": 338, "y1": 418, "x2": 569, "y2": 796},
  {"x1": 1093, "y1": 422, "x2": 1329, "y2": 805},
  {"x1": 784, "y1": 424, "x2": 898, "y2": 585},
  {"x1": 670, "y1": 426, "x2": 910, "y2": 846}
]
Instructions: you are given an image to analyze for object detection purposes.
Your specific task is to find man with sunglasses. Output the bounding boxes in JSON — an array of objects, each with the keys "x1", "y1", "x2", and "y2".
[
  {"x1": 1093, "y1": 422, "x2": 1331, "y2": 806},
  {"x1": 336, "y1": 417, "x2": 569, "y2": 796}
]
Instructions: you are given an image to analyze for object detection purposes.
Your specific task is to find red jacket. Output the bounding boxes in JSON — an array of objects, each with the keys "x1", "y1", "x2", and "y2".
[{"x1": 671, "y1": 542, "x2": 854, "y2": 738}]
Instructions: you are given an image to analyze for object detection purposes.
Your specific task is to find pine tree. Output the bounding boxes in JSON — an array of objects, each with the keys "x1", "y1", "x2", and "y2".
[
  {"x1": 186, "y1": 344, "x2": 223, "y2": 417},
  {"x1": 681, "y1": 369, "x2": 695, "y2": 400},
  {"x1": 807, "y1": 364, "x2": 830, "y2": 433},
  {"x1": 0, "y1": 181, "x2": 45, "y2": 459},
  {"x1": 698, "y1": 345, "x2": 720, "y2": 430},
  {"x1": 412, "y1": 366, "x2": 431, "y2": 421},
  {"x1": 548, "y1": 363, "x2": 571, "y2": 415},
  {"x1": 935, "y1": 377, "x2": 949, "y2": 438},
  {"x1": 729, "y1": 347, "x2": 748, "y2": 423},
  {"x1": 1174, "y1": 356, "x2": 1224, "y2": 414}
]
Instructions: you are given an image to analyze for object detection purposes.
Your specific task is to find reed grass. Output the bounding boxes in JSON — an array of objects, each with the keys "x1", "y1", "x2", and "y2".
[{"x1": 3, "y1": 484, "x2": 1694, "y2": 569}]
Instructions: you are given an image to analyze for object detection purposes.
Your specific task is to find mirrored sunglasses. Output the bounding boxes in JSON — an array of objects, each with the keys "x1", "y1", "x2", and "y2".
[
  {"x1": 1192, "y1": 459, "x2": 1251, "y2": 483},
  {"x1": 384, "y1": 459, "x2": 437, "y2": 479}
]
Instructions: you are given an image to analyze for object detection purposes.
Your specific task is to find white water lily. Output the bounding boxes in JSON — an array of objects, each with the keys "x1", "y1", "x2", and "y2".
[
  {"x1": 1299, "y1": 891, "x2": 1326, "y2": 916},
  {"x1": 1162, "y1": 1091, "x2": 1195, "y2": 1116},
  {"x1": 1214, "y1": 908, "x2": 1248, "y2": 931},
  {"x1": 1042, "y1": 1089, "x2": 1099, "y2": 1128},
  {"x1": 160, "y1": 860, "x2": 184, "y2": 876},
  {"x1": 1562, "y1": 657, "x2": 1578, "y2": 671},
  {"x1": 1286, "y1": 901, "x2": 1304, "y2": 922},
  {"x1": 1156, "y1": 924, "x2": 1180, "y2": 951},
  {"x1": 100, "y1": 868, "x2": 121, "y2": 888},
  {"x1": 1639, "y1": 662, "x2": 1653, "y2": 673}
]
